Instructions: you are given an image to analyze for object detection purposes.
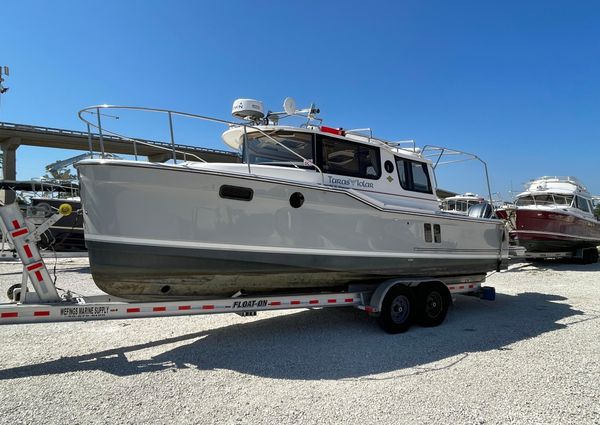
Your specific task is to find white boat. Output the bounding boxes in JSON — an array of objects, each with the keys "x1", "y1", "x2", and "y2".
[
  {"x1": 75, "y1": 99, "x2": 508, "y2": 300},
  {"x1": 440, "y1": 193, "x2": 485, "y2": 215}
]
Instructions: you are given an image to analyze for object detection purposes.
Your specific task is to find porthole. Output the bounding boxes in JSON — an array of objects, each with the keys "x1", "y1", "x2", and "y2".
[
  {"x1": 384, "y1": 160, "x2": 394, "y2": 173},
  {"x1": 290, "y1": 192, "x2": 304, "y2": 208}
]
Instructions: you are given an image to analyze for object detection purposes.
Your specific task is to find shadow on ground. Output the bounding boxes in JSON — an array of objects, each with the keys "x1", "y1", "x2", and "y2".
[{"x1": 0, "y1": 292, "x2": 592, "y2": 381}]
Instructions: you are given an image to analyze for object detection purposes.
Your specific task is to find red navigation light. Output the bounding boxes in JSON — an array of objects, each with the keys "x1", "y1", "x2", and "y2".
[{"x1": 320, "y1": 126, "x2": 345, "y2": 136}]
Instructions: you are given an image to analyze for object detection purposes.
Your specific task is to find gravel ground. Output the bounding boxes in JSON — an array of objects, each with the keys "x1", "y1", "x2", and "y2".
[{"x1": 0, "y1": 256, "x2": 599, "y2": 424}]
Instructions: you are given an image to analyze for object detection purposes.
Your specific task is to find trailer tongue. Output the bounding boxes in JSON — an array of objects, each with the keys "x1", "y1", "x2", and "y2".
[{"x1": 0, "y1": 203, "x2": 494, "y2": 333}]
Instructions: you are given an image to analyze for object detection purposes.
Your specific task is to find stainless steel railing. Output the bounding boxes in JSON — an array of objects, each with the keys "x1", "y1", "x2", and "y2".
[
  {"x1": 421, "y1": 145, "x2": 494, "y2": 208},
  {"x1": 78, "y1": 105, "x2": 324, "y2": 181}
]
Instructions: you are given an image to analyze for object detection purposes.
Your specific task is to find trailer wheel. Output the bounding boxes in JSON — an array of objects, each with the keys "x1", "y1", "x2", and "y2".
[
  {"x1": 415, "y1": 283, "x2": 450, "y2": 327},
  {"x1": 7, "y1": 284, "x2": 20, "y2": 302},
  {"x1": 377, "y1": 285, "x2": 414, "y2": 334},
  {"x1": 580, "y1": 248, "x2": 599, "y2": 264}
]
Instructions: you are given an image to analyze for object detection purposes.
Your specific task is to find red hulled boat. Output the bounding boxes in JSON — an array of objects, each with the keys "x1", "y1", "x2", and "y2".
[{"x1": 496, "y1": 176, "x2": 600, "y2": 255}]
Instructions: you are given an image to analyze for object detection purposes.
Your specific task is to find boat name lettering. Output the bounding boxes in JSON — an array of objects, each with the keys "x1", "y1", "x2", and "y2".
[
  {"x1": 60, "y1": 306, "x2": 110, "y2": 318},
  {"x1": 327, "y1": 176, "x2": 374, "y2": 188},
  {"x1": 232, "y1": 300, "x2": 268, "y2": 309}
]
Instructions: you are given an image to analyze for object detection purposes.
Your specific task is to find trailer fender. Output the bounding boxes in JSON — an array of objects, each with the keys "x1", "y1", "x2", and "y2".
[{"x1": 367, "y1": 278, "x2": 427, "y2": 316}]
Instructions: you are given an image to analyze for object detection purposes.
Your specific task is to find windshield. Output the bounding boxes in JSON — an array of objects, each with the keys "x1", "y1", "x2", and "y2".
[
  {"x1": 515, "y1": 194, "x2": 574, "y2": 206},
  {"x1": 244, "y1": 131, "x2": 314, "y2": 168},
  {"x1": 443, "y1": 199, "x2": 480, "y2": 212}
]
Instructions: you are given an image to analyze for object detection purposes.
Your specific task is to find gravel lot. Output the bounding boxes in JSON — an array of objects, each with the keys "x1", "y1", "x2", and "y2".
[{"x1": 0, "y1": 256, "x2": 599, "y2": 424}]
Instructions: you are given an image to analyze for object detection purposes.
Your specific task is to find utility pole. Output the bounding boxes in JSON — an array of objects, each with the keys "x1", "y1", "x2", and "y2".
[
  {"x1": 0, "y1": 66, "x2": 6, "y2": 175},
  {"x1": 0, "y1": 65, "x2": 9, "y2": 118},
  {"x1": 0, "y1": 65, "x2": 9, "y2": 96},
  {"x1": 0, "y1": 65, "x2": 15, "y2": 204}
]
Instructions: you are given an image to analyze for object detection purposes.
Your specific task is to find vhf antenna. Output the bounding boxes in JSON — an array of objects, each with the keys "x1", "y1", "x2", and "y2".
[{"x1": 0, "y1": 66, "x2": 9, "y2": 95}]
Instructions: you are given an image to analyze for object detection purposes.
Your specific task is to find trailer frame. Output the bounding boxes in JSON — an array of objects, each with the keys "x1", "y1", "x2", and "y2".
[{"x1": 508, "y1": 245, "x2": 599, "y2": 263}]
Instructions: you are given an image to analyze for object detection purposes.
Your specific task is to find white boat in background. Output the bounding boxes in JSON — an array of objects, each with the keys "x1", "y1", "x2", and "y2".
[
  {"x1": 441, "y1": 193, "x2": 485, "y2": 215},
  {"x1": 75, "y1": 98, "x2": 508, "y2": 300}
]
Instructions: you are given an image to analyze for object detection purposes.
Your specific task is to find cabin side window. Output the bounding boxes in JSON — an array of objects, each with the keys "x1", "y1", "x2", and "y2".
[
  {"x1": 443, "y1": 200, "x2": 455, "y2": 211},
  {"x1": 575, "y1": 196, "x2": 591, "y2": 213},
  {"x1": 395, "y1": 157, "x2": 433, "y2": 194},
  {"x1": 319, "y1": 136, "x2": 381, "y2": 180},
  {"x1": 244, "y1": 131, "x2": 315, "y2": 168}
]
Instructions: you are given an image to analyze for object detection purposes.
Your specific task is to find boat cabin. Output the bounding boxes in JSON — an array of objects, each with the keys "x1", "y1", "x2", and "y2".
[
  {"x1": 221, "y1": 125, "x2": 440, "y2": 210},
  {"x1": 514, "y1": 176, "x2": 597, "y2": 217}
]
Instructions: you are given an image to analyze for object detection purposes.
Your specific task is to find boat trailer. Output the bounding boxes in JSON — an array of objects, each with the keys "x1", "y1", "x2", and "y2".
[{"x1": 0, "y1": 203, "x2": 495, "y2": 333}]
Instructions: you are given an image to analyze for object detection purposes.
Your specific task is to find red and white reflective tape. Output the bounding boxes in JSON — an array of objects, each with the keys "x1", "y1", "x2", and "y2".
[
  {"x1": 266, "y1": 298, "x2": 357, "y2": 307},
  {"x1": 26, "y1": 262, "x2": 44, "y2": 272},
  {"x1": 23, "y1": 244, "x2": 34, "y2": 259},
  {"x1": 1, "y1": 310, "x2": 50, "y2": 319},
  {"x1": 447, "y1": 284, "x2": 476, "y2": 292},
  {"x1": 124, "y1": 304, "x2": 218, "y2": 314},
  {"x1": 11, "y1": 228, "x2": 28, "y2": 238},
  {"x1": 121, "y1": 297, "x2": 360, "y2": 315}
]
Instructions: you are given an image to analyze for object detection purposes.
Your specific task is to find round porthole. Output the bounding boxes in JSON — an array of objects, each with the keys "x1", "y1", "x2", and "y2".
[
  {"x1": 290, "y1": 192, "x2": 304, "y2": 208},
  {"x1": 384, "y1": 160, "x2": 394, "y2": 173}
]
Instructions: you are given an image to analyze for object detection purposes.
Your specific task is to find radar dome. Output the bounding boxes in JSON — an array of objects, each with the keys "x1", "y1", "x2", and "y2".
[{"x1": 232, "y1": 99, "x2": 264, "y2": 121}]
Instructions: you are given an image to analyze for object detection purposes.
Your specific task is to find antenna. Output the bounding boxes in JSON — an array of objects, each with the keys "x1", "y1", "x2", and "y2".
[{"x1": 283, "y1": 97, "x2": 297, "y2": 115}]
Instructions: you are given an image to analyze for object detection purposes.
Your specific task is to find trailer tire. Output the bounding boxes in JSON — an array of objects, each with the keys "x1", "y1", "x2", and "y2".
[
  {"x1": 415, "y1": 283, "x2": 450, "y2": 327},
  {"x1": 580, "y1": 248, "x2": 599, "y2": 264},
  {"x1": 7, "y1": 284, "x2": 20, "y2": 302},
  {"x1": 377, "y1": 285, "x2": 414, "y2": 334}
]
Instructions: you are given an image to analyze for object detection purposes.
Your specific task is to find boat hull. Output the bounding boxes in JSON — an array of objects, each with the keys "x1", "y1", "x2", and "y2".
[
  {"x1": 498, "y1": 208, "x2": 600, "y2": 253},
  {"x1": 87, "y1": 239, "x2": 500, "y2": 298},
  {"x1": 78, "y1": 161, "x2": 506, "y2": 300}
]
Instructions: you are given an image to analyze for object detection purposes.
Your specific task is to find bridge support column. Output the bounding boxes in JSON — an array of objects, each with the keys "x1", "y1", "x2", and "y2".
[{"x1": 1, "y1": 137, "x2": 20, "y2": 204}]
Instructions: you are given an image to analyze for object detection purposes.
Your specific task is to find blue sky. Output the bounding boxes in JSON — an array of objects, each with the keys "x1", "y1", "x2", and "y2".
[{"x1": 1, "y1": 0, "x2": 599, "y2": 198}]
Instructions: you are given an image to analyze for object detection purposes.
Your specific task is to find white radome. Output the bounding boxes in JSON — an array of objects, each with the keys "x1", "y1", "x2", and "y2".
[{"x1": 231, "y1": 98, "x2": 264, "y2": 121}]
